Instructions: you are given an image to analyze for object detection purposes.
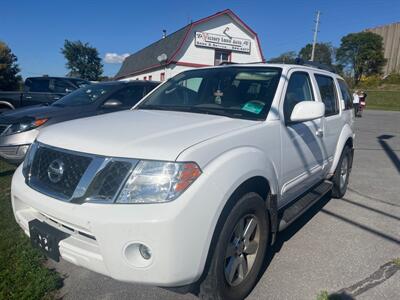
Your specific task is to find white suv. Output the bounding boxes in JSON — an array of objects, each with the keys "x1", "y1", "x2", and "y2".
[{"x1": 12, "y1": 64, "x2": 354, "y2": 300}]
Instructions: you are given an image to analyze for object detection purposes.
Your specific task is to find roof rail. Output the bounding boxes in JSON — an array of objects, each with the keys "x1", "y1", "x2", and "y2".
[
  {"x1": 294, "y1": 58, "x2": 336, "y2": 73},
  {"x1": 218, "y1": 61, "x2": 265, "y2": 66}
]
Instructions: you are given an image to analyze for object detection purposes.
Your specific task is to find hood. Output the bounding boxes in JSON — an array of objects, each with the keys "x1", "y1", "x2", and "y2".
[
  {"x1": 37, "y1": 109, "x2": 257, "y2": 161},
  {"x1": 0, "y1": 105, "x2": 70, "y2": 123},
  {"x1": 0, "y1": 104, "x2": 94, "y2": 125}
]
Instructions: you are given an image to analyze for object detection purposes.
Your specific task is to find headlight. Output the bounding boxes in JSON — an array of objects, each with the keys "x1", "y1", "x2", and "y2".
[
  {"x1": 116, "y1": 160, "x2": 202, "y2": 204},
  {"x1": 2, "y1": 118, "x2": 48, "y2": 136},
  {"x1": 22, "y1": 142, "x2": 38, "y2": 178}
]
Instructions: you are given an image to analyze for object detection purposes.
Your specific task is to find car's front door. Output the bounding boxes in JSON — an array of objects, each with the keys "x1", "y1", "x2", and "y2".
[{"x1": 280, "y1": 70, "x2": 327, "y2": 204}]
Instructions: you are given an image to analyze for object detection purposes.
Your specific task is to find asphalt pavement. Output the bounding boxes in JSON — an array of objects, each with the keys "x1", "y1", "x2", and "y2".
[{"x1": 50, "y1": 110, "x2": 400, "y2": 300}]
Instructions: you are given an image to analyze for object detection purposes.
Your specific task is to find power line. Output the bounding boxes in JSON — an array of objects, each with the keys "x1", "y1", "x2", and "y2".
[{"x1": 311, "y1": 10, "x2": 321, "y2": 61}]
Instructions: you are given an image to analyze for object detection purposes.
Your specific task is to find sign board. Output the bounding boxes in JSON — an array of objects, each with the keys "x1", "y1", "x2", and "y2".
[{"x1": 195, "y1": 31, "x2": 251, "y2": 53}]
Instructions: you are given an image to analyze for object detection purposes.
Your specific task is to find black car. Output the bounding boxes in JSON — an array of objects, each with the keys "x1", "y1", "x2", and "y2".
[
  {"x1": 0, "y1": 80, "x2": 159, "y2": 164},
  {"x1": 0, "y1": 76, "x2": 91, "y2": 112}
]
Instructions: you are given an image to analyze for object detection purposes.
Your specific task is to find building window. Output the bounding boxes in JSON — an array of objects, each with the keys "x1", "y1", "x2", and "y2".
[
  {"x1": 144, "y1": 76, "x2": 147, "y2": 81},
  {"x1": 214, "y1": 50, "x2": 231, "y2": 66},
  {"x1": 149, "y1": 75, "x2": 152, "y2": 81},
  {"x1": 160, "y1": 72, "x2": 165, "y2": 81}
]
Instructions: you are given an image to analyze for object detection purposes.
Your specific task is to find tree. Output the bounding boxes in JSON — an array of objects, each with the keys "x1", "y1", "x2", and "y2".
[
  {"x1": 336, "y1": 32, "x2": 386, "y2": 84},
  {"x1": 299, "y1": 43, "x2": 334, "y2": 65},
  {"x1": 268, "y1": 51, "x2": 297, "y2": 64},
  {"x1": 61, "y1": 40, "x2": 103, "y2": 80},
  {"x1": 0, "y1": 41, "x2": 22, "y2": 91}
]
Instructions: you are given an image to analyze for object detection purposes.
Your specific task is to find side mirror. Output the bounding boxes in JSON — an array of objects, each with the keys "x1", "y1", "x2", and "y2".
[
  {"x1": 290, "y1": 101, "x2": 325, "y2": 122},
  {"x1": 102, "y1": 99, "x2": 123, "y2": 109},
  {"x1": 65, "y1": 88, "x2": 73, "y2": 93}
]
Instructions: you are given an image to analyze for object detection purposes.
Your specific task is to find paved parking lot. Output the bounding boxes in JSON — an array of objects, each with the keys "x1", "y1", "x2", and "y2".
[{"x1": 51, "y1": 110, "x2": 400, "y2": 300}]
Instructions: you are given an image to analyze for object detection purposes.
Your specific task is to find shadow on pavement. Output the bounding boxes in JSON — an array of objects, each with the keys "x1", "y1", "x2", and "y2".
[
  {"x1": 377, "y1": 134, "x2": 400, "y2": 174},
  {"x1": 257, "y1": 189, "x2": 400, "y2": 291}
]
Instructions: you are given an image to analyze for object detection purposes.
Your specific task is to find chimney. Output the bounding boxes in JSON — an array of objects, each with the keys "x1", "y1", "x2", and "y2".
[{"x1": 162, "y1": 29, "x2": 167, "y2": 38}]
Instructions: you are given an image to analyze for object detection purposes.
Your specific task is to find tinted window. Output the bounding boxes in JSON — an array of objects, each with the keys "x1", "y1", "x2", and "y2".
[
  {"x1": 110, "y1": 85, "x2": 146, "y2": 107},
  {"x1": 315, "y1": 74, "x2": 339, "y2": 116},
  {"x1": 70, "y1": 79, "x2": 90, "y2": 88},
  {"x1": 138, "y1": 67, "x2": 282, "y2": 121},
  {"x1": 284, "y1": 72, "x2": 314, "y2": 122},
  {"x1": 338, "y1": 79, "x2": 353, "y2": 110},
  {"x1": 26, "y1": 78, "x2": 51, "y2": 92},
  {"x1": 52, "y1": 84, "x2": 115, "y2": 107},
  {"x1": 53, "y1": 79, "x2": 74, "y2": 93}
]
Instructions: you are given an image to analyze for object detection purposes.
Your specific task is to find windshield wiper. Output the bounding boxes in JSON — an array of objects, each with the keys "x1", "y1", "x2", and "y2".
[{"x1": 138, "y1": 105, "x2": 260, "y2": 120}]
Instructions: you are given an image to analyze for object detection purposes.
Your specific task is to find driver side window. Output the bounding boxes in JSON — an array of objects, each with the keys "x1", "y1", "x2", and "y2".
[{"x1": 284, "y1": 72, "x2": 314, "y2": 122}]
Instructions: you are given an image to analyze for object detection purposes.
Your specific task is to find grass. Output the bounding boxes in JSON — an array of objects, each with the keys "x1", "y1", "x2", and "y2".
[
  {"x1": 0, "y1": 161, "x2": 61, "y2": 300},
  {"x1": 364, "y1": 90, "x2": 400, "y2": 111},
  {"x1": 393, "y1": 258, "x2": 400, "y2": 267},
  {"x1": 316, "y1": 291, "x2": 329, "y2": 300}
]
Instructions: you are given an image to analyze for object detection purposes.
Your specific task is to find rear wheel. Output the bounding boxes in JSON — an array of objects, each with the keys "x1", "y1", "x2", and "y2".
[
  {"x1": 332, "y1": 146, "x2": 352, "y2": 198},
  {"x1": 199, "y1": 192, "x2": 269, "y2": 300}
]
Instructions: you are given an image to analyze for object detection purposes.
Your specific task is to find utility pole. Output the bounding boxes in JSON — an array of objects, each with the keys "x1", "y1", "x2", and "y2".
[{"x1": 311, "y1": 10, "x2": 321, "y2": 62}]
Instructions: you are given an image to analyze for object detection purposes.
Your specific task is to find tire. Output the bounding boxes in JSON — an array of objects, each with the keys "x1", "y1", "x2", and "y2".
[
  {"x1": 199, "y1": 192, "x2": 269, "y2": 300},
  {"x1": 331, "y1": 146, "x2": 352, "y2": 198}
]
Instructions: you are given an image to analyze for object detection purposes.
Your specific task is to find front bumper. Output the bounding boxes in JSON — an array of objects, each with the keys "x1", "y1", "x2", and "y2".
[
  {"x1": 0, "y1": 129, "x2": 39, "y2": 164},
  {"x1": 11, "y1": 165, "x2": 222, "y2": 286}
]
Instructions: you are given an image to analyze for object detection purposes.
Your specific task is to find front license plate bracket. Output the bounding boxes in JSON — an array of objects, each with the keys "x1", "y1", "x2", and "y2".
[{"x1": 28, "y1": 219, "x2": 70, "y2": 262}]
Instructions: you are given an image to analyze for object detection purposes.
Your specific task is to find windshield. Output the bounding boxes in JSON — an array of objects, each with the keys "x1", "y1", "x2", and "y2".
[
  {"x1": 137, "y1": 67, "x2": 282, "y2": 120},
  {"x1": 53, "y1": 84, "x2": 116, "y2": 107}
]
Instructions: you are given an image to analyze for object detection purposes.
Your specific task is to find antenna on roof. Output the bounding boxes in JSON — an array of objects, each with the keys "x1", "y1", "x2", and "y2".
[{"x1": 162, "y1": 29, "x2": 167, "y2": 39}]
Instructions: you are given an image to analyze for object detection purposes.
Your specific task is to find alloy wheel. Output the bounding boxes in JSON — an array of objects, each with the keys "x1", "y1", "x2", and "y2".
[{"x1": 224, "y1": 214, "x2": 260, "y2": 286}]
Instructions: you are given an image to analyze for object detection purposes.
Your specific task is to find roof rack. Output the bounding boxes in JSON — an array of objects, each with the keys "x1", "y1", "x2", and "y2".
[{"x1": 294, "y1": 58, "x2": 336, "y2": 73}]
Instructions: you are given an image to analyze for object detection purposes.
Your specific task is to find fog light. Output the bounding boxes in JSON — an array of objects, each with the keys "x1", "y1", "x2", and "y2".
[{"x1": 139, "y1": 244, "x2": 152, "y2": 260}]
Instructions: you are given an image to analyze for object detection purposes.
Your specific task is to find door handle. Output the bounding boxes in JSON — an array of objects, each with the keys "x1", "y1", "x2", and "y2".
[
  {"x1": 25, "y1": 96, "x2": 32, "y2": 99},
  {"x1": 316, "y1": 129, "x2": 324, "y2": 137}
]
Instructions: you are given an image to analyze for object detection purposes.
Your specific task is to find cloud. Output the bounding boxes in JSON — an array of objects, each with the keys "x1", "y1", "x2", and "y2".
[{"x1": 104, "y1": 53, "x2": 130, "y2": 64}]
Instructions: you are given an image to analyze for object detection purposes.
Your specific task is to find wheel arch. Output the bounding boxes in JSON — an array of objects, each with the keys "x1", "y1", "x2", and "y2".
[
  {"x1": 329, "y1": 124, "x2": 354, "y2": 175},
  {"x1": 196, "y1": 174, "x2": 277, "y2": 289},
  {"x1": 0, "y1": 100, "x2": 15, "y2": 110}
]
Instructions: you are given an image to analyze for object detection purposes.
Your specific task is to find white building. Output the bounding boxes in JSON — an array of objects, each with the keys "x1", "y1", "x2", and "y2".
[{"x1": 115, "y1": 9, "x2": 264, "y2": 81}]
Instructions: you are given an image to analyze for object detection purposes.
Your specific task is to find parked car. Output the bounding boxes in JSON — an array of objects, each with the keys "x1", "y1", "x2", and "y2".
[
  {"x1": 0, "y1": 76, "x2": 90, "y2": 112},
  {"x1": 0, "y1": 80, "x2": 159, "y2": 164},
  {"x1": 12, "y1": 63, "x2": 354, "y2": 300}
]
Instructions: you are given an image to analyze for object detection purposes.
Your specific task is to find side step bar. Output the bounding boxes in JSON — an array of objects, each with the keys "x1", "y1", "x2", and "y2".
[{"x1": 278, "y1": 180, "x2": 333, "y2": 231}]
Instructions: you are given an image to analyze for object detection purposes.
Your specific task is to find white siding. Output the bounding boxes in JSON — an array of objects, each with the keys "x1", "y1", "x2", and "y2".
[
  {"x1": 120, "y1": 13, "x2": 263, "y2": 81},
  {"x1": 175, "y1": 14, "x2": 262, "y2": 65}
]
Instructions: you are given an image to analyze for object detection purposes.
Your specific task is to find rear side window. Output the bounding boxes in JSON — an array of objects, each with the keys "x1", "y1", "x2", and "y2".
[
  {"x1": 284, "y1": 72, "x2": 314, "y2": 122},
  {"x1": 315, "y1": 74, "x2": 339, "y2": 116},
  {"x1": 338, "y1": 79, "x2": 353, "y2": 110},
  {"x1": 26, "y1": 78, "x2": 51, "y2": 93},
  {"x1": 53, "y1": 79, "x2": 74, "y2": 93}
]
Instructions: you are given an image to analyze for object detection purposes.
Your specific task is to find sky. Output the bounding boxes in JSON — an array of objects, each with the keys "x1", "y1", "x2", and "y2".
[{"x1": 1, "y1": 0, "x2": 399, "y2": 79}]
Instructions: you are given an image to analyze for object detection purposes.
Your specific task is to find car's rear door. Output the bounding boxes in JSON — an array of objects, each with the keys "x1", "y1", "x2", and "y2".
[{"x1": 312, "y1": 73, "x2": 343, "y2": 173}]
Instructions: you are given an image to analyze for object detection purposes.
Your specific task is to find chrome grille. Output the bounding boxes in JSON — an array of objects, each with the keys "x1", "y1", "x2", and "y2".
[
  {"x1": 29, "y1": 145, "x2": 92, "y2": 199},
  {"x1": 24, "y1": 143, "x2": 137, "y2": 204}
]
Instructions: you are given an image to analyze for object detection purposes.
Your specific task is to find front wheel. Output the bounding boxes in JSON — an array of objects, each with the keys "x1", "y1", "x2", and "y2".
[
  {"x1": 199, "y1": 192, "x2": 269, "y2": 300},
  {"x1": 331, "y1": 146, "x2": 352, "y2": 198}
]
